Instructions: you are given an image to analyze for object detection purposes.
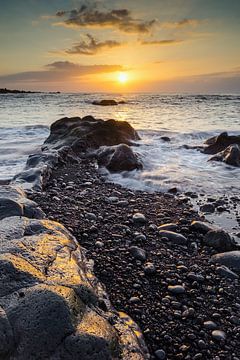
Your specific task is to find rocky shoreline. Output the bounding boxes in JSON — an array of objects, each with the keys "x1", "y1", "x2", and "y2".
[
  {"x1": 0, "y1": 115, "x2": 240, "y2": 359},
  {"x1": 31, "y1": 154, "x2": 240, "y2": 360}
]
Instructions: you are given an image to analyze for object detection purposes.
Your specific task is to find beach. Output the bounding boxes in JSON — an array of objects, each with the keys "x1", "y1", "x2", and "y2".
[{"x1": 0, "y1": 101, "x2": 240, "y2": 359}]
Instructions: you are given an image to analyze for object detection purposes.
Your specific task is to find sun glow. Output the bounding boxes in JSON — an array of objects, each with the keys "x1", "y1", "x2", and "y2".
[{"x1": 118, "y1": 72, "x2": 128, "y2": 84}]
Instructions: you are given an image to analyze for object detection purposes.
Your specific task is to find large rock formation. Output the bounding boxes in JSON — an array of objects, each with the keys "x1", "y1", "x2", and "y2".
[
  {"x1": 204, "y1": 132, "x2": 240, "y2": 155},
  {"x1": 44, "y1": 116, "x2": 140, "y2": 150},
  {"x1": 12, "y1": 116, "x2": 142, "y2": 190},
  {"x1": 209, "y1": 144, "x2": 240, "y2": 167},
  {"x1": 0, "y1": 189, "x2": 149, "y2": 360}
]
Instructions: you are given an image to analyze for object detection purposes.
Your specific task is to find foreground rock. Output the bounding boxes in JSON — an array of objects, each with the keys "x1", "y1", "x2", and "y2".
[
  {"x1": 92, "y1": 100, "x2": 126, "y2": 106},
  {"x1": 209, "y1": 144, "x2": 240, "y2": 167},
  {"x1": 204, "y1": 132, "x2": 240, "y2": 155},
  {"x1": 0, "y1": 206, "x2": 148, "y2": 359},
  {"x1": 97, "y1": 144, "x2": 142, "y2": 172},
  {"x1": 211, "y1": 251, "x2": 240, "y2": 271}
]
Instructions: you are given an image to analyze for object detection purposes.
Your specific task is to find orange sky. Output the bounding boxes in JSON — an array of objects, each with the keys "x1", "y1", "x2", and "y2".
[{"x1": 0, "y1": 0, "x2": 240, "y2": 92}]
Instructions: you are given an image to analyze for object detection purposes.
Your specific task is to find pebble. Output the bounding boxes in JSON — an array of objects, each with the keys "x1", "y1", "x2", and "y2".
[
  {"x1": 52, "y1": 196, "x2": 60, "y2": 201},
  {"x1": 135, "y1": 233, "x2": 147, "y2": 242},
  {"x1": 158, "y1": 223, "x2": 177, "y2": 231},
  {"x1": 85, "y1": 212, "x2": 97, "y2": 221},
  {"x1": 129, "y1": 246, "x2": 147, "y2": 261},
  {"x1": 144, "y1": 262, "x2": 156, "y2": 275},
  {"x1": 155, "y1": 349, "x2": 166, "y2": 359},
  {"x1": 95, "y1": 241, "x2": 104, "y2": 248},
  {"x1": 211, "y1": 330, "x2": 226, "y2": 341},
  {"x1": 132, "y1": 212, "x2": 147, "y2": 224},
  {"x1": 168, "y1": 285, "x2": 186, "y2": 294},
  {"x1": 203, "y1": 321, "x2": 218, "y2": 330},
  {"x1": 159, "y1": 230, "x2": 188, "y2": 245},
  {"x1": 187, "y1": 272, "x2": 204, "y2": 282},
  {"x1": 106, "y1": 196, "x2": 119, "y2": 204},
  {"x1": 129, "y1": 296, "x2": 141, "y2": 304}
]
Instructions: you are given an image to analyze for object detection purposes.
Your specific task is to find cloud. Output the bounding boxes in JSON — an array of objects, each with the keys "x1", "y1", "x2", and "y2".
[
  {"x1": 0, "y1": 61, "x2": 123, "y2": 83},
  {"x1": 141, "y1": 39, "x2": 183, "y2": 45},
  {"x1": 65, "y1": 34, "x2": 121, "y2": 55},
  {"x1": 54, "y1": 3, "x2": 157, "y2": 34},
  {"x1": 163, "y1": 18, "x2": 202, "y2": 29}
]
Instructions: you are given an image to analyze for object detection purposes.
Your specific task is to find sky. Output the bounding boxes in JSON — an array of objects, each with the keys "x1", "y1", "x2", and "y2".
[{"x1": 0, "y1": 0, "x2": 240, "y2": 93}]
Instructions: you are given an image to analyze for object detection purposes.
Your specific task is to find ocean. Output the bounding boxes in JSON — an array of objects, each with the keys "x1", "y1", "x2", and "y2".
[{"x1": 0, "y1": 93, "x2": 240, "y2": 196}]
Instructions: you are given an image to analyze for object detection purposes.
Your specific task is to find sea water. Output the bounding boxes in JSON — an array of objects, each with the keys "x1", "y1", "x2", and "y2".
[{"x1": 0, "y1": 93, "x2": 239, "y2": 196}]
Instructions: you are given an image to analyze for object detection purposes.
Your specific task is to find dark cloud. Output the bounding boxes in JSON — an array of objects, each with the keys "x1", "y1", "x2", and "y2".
[
  {"x1": 141, "y1": 39, "x2": 183, "y2": 45},
  {"x1": 65, "y1": 34, "x2": 121, "y2": 55},
  {"x1": 163, "y1": 18, "x2": 202, "y2": 28},
  {"x1": 55, "y1": 3, "x2": 157, "y2": 34},
  {"x1": 177, "y1": 18, "x2": 200, "y2": 27},
  {"x1": 0, "y1": 61, "x2": 123, "y2": 83}
]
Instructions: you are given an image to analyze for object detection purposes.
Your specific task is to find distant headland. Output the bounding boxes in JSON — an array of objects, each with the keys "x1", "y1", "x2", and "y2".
[{"x1": 0, "y1": 88, "x2": 60, "y2": 94}]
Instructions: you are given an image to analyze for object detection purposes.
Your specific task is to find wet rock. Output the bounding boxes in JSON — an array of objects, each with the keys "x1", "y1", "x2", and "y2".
[
  {"x1": 129, "y1": 246, "x2": 147, "y2": 261},
  {"x1": 200, "y1": 203, "x2": 215, "y2": 213},
  {"x1": 161, "y1": 136, "x2": 171, "y2": 142},
  {"x1": 168, "y1": 285, "x2": 186, "y2": 294},
  {"x1": 159, "y1": 230, "x2": 187, "y2": 245},
  {"x1": 204, "y1": 132, "x2": 240, "y2": 155},
  {"x1": 216, "y1": 265, "x2": 239, "y2": 280},
  {"x1": 190, "y1": 220, "x2": 214, "y2": 234},
  {"x1": 211, "y1": 330, "x2": 226, "y2": 341},
  {"x1": 211, "y1": 251, "x2": 240, "y2": 271},
  {"x1": 204, "y1": 230, "x2": 236, "y2": 251},
  {"x1": 12, "y1": 151, "x2": 60, "y2": 191},
  {"x1": 209, "y1": 144, "x2": 240, "y2": 167},
  {"x1": 158, "y1": 223, "x2": 178, "y2": 232},
  {"x1": 97, "y1": 144, "x2": 142, "y2": 172},
  {"x1": 92, "y1": 99, "x2": 121, "y2": 106}
]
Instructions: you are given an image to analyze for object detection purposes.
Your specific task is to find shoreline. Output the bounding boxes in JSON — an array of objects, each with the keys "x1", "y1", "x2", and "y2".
[
  {"x1": 31, "y1": 155, "x2": 240, "y2": 359},
  {"x1": 0, "y1": 115, "x2": 240, "y2": 359}
]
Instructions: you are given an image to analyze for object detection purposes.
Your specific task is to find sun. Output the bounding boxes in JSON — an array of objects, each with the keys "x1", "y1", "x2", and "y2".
[{"x1": 118, "y1": 72, "x2": 128, "y2": 84}]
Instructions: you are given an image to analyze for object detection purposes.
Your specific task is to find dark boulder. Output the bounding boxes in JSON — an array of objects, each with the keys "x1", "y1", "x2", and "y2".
[
  {"x1": 161, "y1": 136, "x2": 171, "y2": 142},
  {"x1": 44, "y1": 116, "x2": 140, "y2": 150},
  {"x1": 92, "y1": 99, "x2": 126, "y2": 106},
  {"x1": 97, "y1": 144, "x2": 142, "y2": 172},
  {"x1": 204, "y1": 229, "x2": 236, "y2": 251},
  {"x1": 204, "y1": 132, "x2": 240, "y2": 155},
  {"x1": 211, "y1": 251, "x2": 240, "y2": 272},
  {"x1": 209, "y1": 144, "x2": 240, "y2": 167}
]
